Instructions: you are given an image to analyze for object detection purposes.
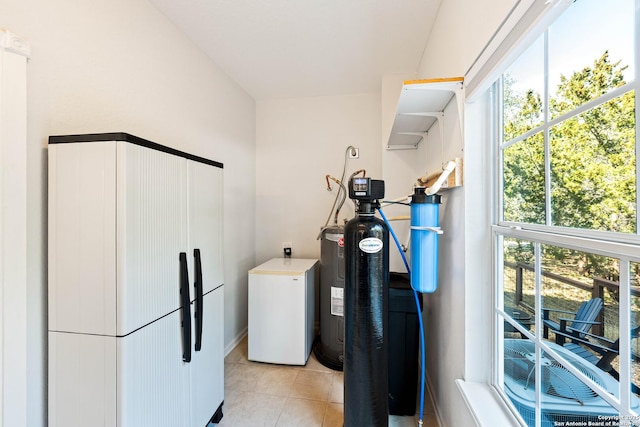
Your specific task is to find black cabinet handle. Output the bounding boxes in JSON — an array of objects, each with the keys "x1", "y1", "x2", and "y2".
[
  {"x1": 180, "y1": 252, "x2": 192, "y2": 363},
  {"x1": 194, "y1": 249, "x2": 204, "y2": 351}
]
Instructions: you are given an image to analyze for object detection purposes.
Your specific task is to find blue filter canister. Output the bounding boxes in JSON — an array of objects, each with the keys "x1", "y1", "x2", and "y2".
[{"x1": 410, "y1": 187, "x2": 442, "y2": 293}]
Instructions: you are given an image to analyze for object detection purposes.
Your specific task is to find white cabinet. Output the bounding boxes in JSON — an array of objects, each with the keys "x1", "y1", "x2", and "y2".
[
  {"x1": 48, "y1": 133, "x2": 224, "y2": 427},
  {"x1": 190, "y1": 290, "x2": 224, "y2": 424},
  {"x1": 248, "y1": 258, "x2": 318, "y2": 365}
]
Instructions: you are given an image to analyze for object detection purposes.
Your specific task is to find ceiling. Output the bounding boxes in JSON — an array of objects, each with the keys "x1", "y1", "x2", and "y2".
[{"x1": 148, "y1": 0, "x2": 442, "y2": 100}]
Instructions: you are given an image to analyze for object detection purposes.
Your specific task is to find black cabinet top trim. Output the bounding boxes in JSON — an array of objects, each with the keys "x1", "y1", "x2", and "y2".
[{"x1": 49, "y1": 132, "x2": 223, "y2": 169}]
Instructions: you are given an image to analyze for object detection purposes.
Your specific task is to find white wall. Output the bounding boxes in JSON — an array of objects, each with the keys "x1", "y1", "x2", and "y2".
[
  {"x1": 419, "y1": 95, "x2": 471, "y2": 427},
  {"x1": 419, "y1": 0, "x2": 518, "y2": 78},
  {"x1": 253, "y1": 3, "x2": 518, "y2": 426},
  {"x1": 381, "y1": 74, "x2": 469, "y2": 426},
  {"x1": 1, "y1": 0, "x2": 530, "y2": 425},
  {"x1": 381, "y1": 74, "x2": 426, "y2": 272},
  {"x1": 255, "y1": 94, "x2": 382, "y2": 264},
  {"x1": 0, "y1": 37, "x2": 29, "y2": 427},
  {"x1": 414, "y1": 1, "x2": 517, "y2": 426},
  {"x1": 3, "y1": 1, "x2": 256, "y2": 426}
]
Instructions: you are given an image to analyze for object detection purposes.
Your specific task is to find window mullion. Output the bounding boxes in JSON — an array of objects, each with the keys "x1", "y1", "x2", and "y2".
[
  {"x1": 543, "y1": 29, "x2": 551, "y2": 228},
  {"x1": 619, "y1": 259, "x2": 632, "y2": 412},
  {"x1": 494, "y1": 232, "x2": 505, "y2": 390},
  {"x1": 501, "y1": 81, "x2": 639, "y2": 149},
  {"x1": 497, "y1": 79, "x2": 505, "y2": 224},
  {"x1": 492, "y1": 224, "x2": 640, "y2": 262},
  {"x1": 636, "y1": 85, "x2": 640, "y2": 236},
  {"x1": 635, "y1": 0, "x2": 640, "y2": 236},
  {"x1": 534, "y1": 242, "x2": 543, "y2": 427}
]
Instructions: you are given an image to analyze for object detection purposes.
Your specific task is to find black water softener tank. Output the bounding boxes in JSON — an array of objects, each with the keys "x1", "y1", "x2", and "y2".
[
  {"x1": 344, "y1": 177, "x2": 389, "y2": 427},
  {"x1": 314, "y1": 225, "x2": 345, "y2": 370}
]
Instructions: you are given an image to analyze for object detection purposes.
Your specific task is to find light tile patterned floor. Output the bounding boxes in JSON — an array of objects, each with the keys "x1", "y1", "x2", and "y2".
[{"x1": 215, "y1": 337, "x2": 439, "y2": 427}]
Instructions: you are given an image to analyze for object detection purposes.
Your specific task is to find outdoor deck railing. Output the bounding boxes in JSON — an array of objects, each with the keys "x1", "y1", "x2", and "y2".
[
  {"x1": 504, "y1": 261, "x2": 640, "y2": 393},
  {"x1": 505, "y1": 261, "x2": 640, "y2": 337}
]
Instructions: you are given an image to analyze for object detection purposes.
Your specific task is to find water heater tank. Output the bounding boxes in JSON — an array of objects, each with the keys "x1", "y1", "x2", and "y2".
[{"x1": 313, "y1": 225, "x2": 345, "y2": 371}]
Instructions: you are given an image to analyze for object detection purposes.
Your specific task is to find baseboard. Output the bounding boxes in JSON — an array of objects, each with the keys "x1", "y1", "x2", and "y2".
[
  {"x1": 425, "y1": 371, "x2": 446, "y2": 427},
  {"x1": 224, "y1": 326, "x2": 248, "y2": 357}
]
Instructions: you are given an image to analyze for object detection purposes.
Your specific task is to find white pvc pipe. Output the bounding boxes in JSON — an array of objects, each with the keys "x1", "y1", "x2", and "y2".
[
  {"x1": 382, "y1": 159, "x2": 457, "y2": 207},
  {"x1": 426, "y1": 160, "x2": 457, "y2": 195}
]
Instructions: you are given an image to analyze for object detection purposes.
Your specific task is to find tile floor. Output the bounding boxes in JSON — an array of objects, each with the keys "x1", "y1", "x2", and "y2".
[{"x1": 216, "y1": 336, "x2": 439, "y2": 427}]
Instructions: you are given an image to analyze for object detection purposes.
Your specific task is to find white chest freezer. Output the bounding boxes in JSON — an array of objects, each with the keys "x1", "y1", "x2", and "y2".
[{"x1": 248, "y1": 258, "x2": 318, "y2": 365}]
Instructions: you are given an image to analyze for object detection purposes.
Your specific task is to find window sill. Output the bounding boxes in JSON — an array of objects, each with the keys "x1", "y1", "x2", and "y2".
[{"x1": 456, "y1": 380, "x2": 521, "y2": 427}]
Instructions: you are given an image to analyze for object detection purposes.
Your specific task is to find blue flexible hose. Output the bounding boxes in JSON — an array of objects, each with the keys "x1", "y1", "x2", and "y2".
[{"x1": 377, "y1": 207, "x2": 425, "y2": 424}]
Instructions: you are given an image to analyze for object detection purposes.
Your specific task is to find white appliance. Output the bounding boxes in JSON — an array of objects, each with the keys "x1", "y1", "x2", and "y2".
[
  {"x1": 248, "y1": 258, "x2": 318, "y2": 365},
  {"x1": 48, "y1": 133, "x2": 225, "y2": 427}
]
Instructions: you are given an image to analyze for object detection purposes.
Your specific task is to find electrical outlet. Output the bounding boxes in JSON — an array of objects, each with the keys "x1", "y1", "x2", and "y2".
[
  {"x1": 282, "y1": 241, "x2": 292, "y2": 257},
  {"x1": 349, "y1": 147, "x2": 359, "y2": 159}
]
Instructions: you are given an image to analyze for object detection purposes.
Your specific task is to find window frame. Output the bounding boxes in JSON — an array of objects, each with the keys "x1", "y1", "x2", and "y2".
[
  {"x1": 489, "y1": 0, "x2": 640, "y2": 422},
  {"x1": 493, "y1": 225, "x2": 639, "y2": 417},
  {"x1": 498, "y1": 78, "x2": 640, "y2": 241}
]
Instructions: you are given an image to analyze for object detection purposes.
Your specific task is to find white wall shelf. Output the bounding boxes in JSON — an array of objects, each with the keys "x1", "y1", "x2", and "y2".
[{"x1": 387, "y1": 77, "x2": 464, "y2": 150}]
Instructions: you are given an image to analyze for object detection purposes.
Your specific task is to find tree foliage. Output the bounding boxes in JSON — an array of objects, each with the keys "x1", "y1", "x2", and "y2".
[{"x1": 503, "y1": 51, "x2": 636, "y2": 280}]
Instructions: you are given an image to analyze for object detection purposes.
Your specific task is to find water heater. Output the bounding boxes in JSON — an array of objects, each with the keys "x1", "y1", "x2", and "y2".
[{"x1": 314, "y1": 225, "x2": 345, "y2": 370}]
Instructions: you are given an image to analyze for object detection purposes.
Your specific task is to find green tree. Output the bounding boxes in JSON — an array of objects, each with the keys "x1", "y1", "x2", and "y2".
[
  {"x1": 549, "y1": 52, "x2": 635, "y2": 237},
  {"x1": 503, "y1": 76, "x2": 546, "y2": 224},
  {"x1": 503, "y1": 51, "x2": 635, "y2": 280}
]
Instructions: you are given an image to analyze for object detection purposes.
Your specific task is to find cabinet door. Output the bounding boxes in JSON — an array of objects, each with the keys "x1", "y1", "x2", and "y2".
[
  {"x1": 190, "y1": 287, "x2": 224, "y2": 426},
  {"x1": 48, "y1": 142, "x2": 117, "y2": 335},
  {"x1": 248, "y1": 273, "x2": 307, "y2": 364},
  {"x1": 117, "y1": 142, "x2": 188, "y2": 335},
  {"x1": 49, "y1": 332, "x2": 117, "y2": 427},
  {"x1": 118, "y1": 309, "x2": 190, "y2": 427},
  {"x1": 188, "y1": 160, "x2": 223, "y2": 295}
]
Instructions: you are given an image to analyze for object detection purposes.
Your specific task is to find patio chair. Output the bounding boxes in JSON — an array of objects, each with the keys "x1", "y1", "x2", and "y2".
[
  {"x1": 542, "y1": 297, "x2": 603, "y2": 340},
  {"x1": 554, "y1": 325, "x2": 640, "y2": 394}
]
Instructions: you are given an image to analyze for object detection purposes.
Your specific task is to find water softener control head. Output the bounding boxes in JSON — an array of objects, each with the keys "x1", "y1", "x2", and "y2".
[{"x1": 348, "y1": 177, "x2": 385, "y2": 201}]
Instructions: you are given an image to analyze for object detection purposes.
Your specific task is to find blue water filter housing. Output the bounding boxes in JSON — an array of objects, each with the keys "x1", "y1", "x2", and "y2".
[{"x1": 410, "y1": 187, "x2": 442, "y2": 293}]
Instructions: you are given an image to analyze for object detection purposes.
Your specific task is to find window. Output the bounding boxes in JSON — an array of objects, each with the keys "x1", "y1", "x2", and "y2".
[{"x1": 494, "y1": 0, "x2": 640, "y2": 425}]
